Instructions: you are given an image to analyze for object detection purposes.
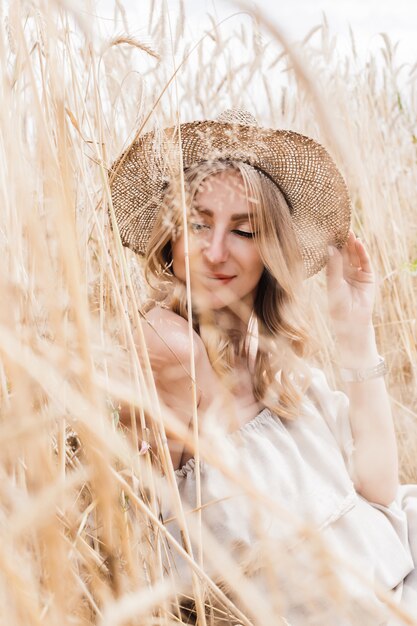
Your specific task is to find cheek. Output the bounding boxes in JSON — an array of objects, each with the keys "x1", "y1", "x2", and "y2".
[
  {"x1": 171, "y1": 235, "x2": 186, "y2": 281},
  {"x1": 245, "y1": 247, "x2": 264, "y2": 277},
  {"x1": 172, "y1": 234, "x2": 203, "y2": 280}
]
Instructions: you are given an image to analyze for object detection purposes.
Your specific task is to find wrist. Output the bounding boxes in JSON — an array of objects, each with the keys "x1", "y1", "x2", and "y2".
[
  {"x1": 332, "y1": 320, "x2": 375, "y2": 341},
  {"x1": 339, "y1": 355, "x2": 387, "y2": 383},
  {"x1": 334, "y1": 324, "x2": 379, "y2": 369}
]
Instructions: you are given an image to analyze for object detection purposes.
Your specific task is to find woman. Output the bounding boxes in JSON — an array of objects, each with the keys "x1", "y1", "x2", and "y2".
[{"x1": 110, "y1": 110, "x2": 417, "y2": 624}]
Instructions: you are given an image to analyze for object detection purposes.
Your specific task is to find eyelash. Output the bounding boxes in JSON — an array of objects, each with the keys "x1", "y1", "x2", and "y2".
[
  {"x1": 190, "y1": 223, "x2": 255, "y2": 239},
  {"x1": 233, "y1": 229, "x2": 255, "y2": 239}
]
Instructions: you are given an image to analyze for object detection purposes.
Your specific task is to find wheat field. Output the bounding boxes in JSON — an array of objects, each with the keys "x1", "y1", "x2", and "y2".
[{"x1": 0, "y1": 1, "x2": 416, "y2": 624}]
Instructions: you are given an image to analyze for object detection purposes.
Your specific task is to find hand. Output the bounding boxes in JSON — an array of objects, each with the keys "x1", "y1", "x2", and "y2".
[{"x1": 326, "y1": 231, "x2": 376, "y2": 337}]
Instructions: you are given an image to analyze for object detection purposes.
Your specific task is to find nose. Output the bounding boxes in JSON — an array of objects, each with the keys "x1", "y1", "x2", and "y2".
[{"x1": 202, "y1": 229, "x2": 229, "y2": 265}]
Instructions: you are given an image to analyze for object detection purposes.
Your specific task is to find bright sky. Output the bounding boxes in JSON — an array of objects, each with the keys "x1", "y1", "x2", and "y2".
[{"x1": 95, "y1": 0, "x2": 417, "y2": 67}]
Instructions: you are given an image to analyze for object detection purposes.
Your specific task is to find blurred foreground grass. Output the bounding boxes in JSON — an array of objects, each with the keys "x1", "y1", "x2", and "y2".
[{"x1": 0, "y1": 2, "x2": 416, "y2": 624}]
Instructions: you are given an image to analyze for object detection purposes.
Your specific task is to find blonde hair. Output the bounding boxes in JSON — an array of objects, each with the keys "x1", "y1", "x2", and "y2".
[{"x1": 145, "y1": 160, "x2": 311, "y2": 419}]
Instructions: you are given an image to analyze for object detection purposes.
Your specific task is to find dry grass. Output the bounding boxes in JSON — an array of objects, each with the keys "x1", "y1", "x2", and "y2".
[{"x1": 0, "y1": 1, "x2": 416, "y2": 625}]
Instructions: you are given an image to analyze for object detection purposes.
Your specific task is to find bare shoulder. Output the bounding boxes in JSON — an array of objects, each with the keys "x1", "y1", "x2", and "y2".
[
  {"x1": 130, "y1": 307, "x2": 211, "y2": 469},
  {"x1": 139, "y1": 306, "x2": 206, "y2": 372}
]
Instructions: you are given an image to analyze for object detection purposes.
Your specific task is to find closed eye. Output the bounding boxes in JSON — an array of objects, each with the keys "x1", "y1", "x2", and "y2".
[
  {"x1": 190, "y1": 223, "x2": 256, "y2": 239},
  {"x1": 232, "y1": 229, "x2": 255, "y2": 239}
]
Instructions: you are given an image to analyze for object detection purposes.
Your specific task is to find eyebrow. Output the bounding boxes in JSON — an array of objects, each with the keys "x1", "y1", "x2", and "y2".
[{"x1": 192, "y1": 206, "x2": 254, "y2": 221}]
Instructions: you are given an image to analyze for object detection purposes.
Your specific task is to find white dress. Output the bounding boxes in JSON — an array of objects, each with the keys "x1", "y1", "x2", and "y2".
[{"x1": 159, "y1": 368, "x2": 417, "y2": 625}]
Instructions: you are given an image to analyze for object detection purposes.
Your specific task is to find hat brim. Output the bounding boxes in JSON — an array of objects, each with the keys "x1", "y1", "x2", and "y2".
[{"x1": 110, "y1": 120, "x2": 351, "y2": 277}]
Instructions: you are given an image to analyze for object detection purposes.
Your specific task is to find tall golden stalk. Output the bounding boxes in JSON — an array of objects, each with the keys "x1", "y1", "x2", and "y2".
[{"x1": 0, "y1": 1, "x2": 416, "y2": 624}]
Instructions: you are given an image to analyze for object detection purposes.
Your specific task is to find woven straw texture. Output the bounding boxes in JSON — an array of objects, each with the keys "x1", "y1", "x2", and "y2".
[{"x1": 109, "y1": 116, "x2": 351, "y2": 277}]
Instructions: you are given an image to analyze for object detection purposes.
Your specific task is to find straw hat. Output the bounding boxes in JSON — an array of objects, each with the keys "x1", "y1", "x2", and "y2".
[{"x1": 109, "y1": 110, "x2": 351, "y2": 277}]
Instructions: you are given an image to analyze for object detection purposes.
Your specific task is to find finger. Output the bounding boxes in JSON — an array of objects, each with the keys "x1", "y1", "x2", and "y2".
[
  {"x1": 326, "y1": 245, "x2": 344, "y2": 291},
  {"x1": 355, "y1": 238, "x2": 373, "y2": 274},
  {"x1": 341, "y1": 236, "x2": 374, "y2": 284},
  {"x1": 348, "y1": 231, "x2": 360, "y2": 267},
  {"x1": 343, "y1": 230, "x2": 360, "y2": 269},
  {"x1": 341, "y1": 242, "x2": 353, "y2": 275}
]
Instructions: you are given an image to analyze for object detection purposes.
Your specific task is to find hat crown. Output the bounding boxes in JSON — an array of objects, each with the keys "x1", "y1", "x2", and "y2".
[
  {"x1": 216, "y1": 108, "x2": 259, "y2": 127},
  {"x1": 110, "y1": 113, "x2": 351, "y2": 277}
]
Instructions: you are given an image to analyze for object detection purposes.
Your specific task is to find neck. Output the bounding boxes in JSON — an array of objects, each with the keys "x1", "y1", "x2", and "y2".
[{"x1": 214, "y1": 307, "x2": 255, "y2": 361}]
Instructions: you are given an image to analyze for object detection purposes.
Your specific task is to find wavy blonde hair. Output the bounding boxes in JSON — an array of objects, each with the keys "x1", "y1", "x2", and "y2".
[{"x1": 145, "y1": 160, "x2": 312, "y2": 419}]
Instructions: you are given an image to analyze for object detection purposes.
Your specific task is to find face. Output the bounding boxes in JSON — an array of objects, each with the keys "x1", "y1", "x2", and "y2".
[{"x1": 171, "y1": 169, "x2": 265, "y2": 312}]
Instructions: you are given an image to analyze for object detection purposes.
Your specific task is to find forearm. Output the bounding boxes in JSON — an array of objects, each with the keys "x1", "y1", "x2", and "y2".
[{"x1": 336, "y1": 325, "x2": 399, "y2": 506}]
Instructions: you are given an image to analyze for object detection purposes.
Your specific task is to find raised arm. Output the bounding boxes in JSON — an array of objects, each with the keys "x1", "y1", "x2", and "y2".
[{"x1": 326, "y1": 231, "x2": 399, "y2": 506}]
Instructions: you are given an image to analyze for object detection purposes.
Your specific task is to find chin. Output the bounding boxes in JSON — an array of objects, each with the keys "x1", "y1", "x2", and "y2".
[{"x1": 192, "y1": 291, "x2": 238, "y2": 313}]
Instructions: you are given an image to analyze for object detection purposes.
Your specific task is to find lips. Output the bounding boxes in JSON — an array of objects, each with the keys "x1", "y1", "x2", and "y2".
[{"x1": 207, "y1": 273, "x2": 236, "y2": 284}]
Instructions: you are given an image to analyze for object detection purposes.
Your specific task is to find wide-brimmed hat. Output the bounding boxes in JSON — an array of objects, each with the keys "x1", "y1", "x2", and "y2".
[{"x1": 109, "y1": 110, "x2": 351, "y2": 277}]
